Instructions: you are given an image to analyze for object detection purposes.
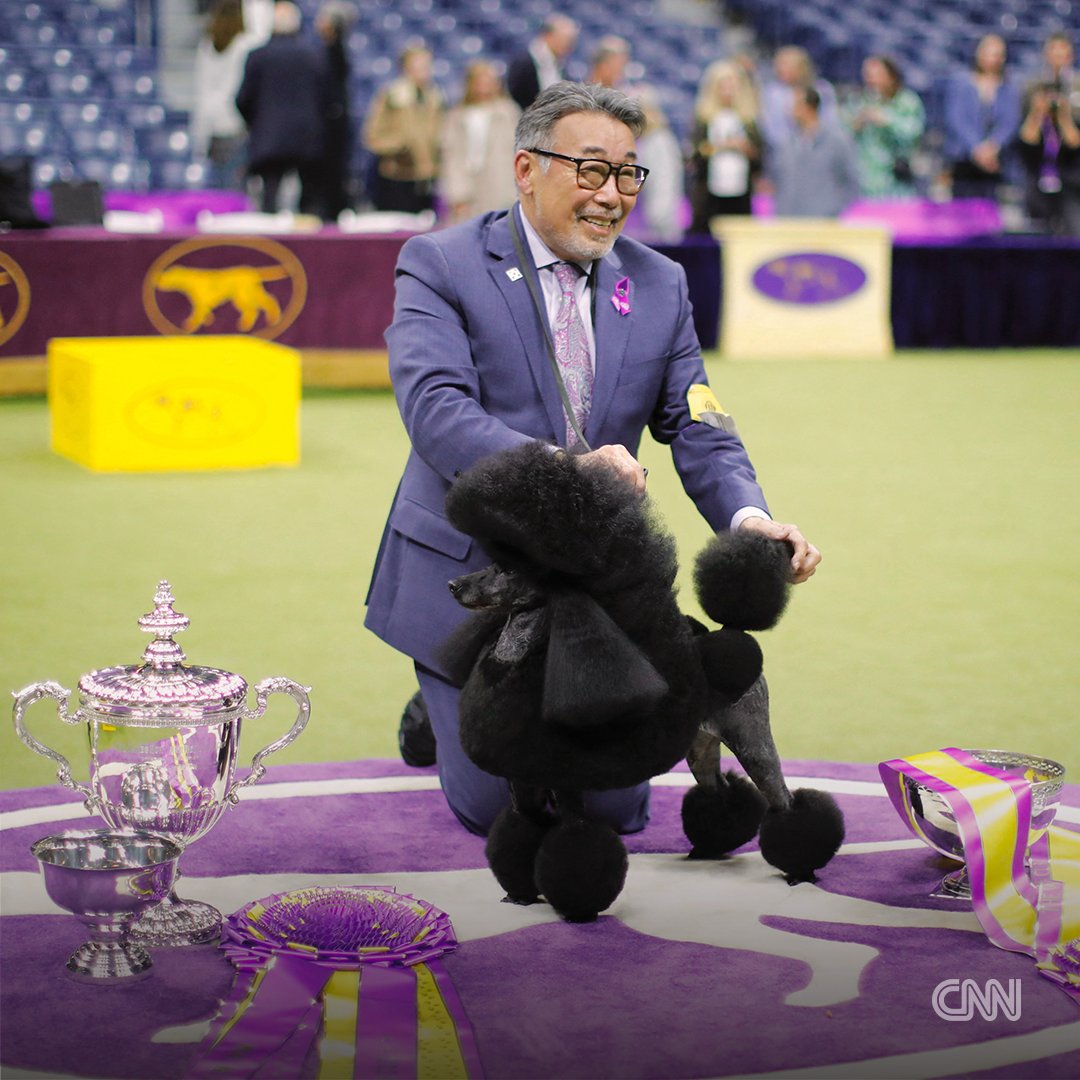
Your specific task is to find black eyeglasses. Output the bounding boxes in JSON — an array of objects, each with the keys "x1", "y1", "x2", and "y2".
[{"x1": 527, "y1": 148, "x2": 649, "y2": 195}]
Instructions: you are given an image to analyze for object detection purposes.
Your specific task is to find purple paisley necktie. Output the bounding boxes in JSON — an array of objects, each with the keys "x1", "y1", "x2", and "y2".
[{"x1": 551, "y1": 261, "x2": 592, "y2": 448}]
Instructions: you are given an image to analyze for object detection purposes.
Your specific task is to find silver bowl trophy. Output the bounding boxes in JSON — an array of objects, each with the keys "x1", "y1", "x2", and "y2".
[
  {"x1": 13, "y1": 581, "x2": 310, "y2": 946},
  {"x1": 900, "y1": 749, "x2": 1066, "y2": 898},
  {"x1": 32, "y1": 828, "x2": 182, "y2": 979}
]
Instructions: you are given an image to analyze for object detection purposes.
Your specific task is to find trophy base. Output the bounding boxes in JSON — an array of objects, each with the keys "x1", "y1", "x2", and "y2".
[
  {"x1": 130, "y1": 892, "x2": 222, "y2": 947},
  {"x1": 67, "y1": 940, "x2": 153, "y2": 981},
  {"x1": 931, "y1": 866, "x2": 972, "y2": 901}
]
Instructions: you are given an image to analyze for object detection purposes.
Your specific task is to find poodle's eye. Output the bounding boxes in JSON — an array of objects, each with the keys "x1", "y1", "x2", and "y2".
[{"x1": 493, "y1": 564, "x2": 516, "y2": 577}]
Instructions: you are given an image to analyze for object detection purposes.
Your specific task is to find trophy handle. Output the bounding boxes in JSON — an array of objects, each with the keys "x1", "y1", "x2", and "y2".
[
  {"x1": 11, "y1": 681, "x2": 98, "y2": 811},
  {"x1": 227, "y1": 676, "x2": 311, "y2": 803}
]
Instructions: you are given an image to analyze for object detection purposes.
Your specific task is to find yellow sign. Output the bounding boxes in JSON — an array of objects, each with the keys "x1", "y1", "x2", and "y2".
[
  {"x1": 713, "y1": 219, "x2": 893, "y2": 360},
  {"x1": 0, "y1": 250, "x2": 31, "y2": 347},
  {"x1": 143, "y1": 237, "x2": 307, "y2": 339}
]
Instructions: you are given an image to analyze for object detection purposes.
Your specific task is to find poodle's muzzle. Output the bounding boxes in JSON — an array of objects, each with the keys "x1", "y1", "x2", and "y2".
[{"x1": 449, "y1": 564, "x2": 546, "y2": 613}]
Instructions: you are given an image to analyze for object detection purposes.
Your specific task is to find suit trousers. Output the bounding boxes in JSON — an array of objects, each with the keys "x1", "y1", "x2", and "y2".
[{"x1": 415, "y1": 663, "x2": 653, "y2": 837}]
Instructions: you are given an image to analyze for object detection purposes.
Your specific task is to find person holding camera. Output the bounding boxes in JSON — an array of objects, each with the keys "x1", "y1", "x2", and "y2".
[{"x1": 1018, "y1": 33, "x2": 1080, "y2": 234}]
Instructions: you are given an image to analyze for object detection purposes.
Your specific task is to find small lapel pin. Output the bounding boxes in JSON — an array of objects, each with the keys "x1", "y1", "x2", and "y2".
[
  {"x1": 506, "y1": 267, "x2": 523, "y2": 282},
  {"x1": 611, "y1": 276, "x2": 631, "y2": 315}
]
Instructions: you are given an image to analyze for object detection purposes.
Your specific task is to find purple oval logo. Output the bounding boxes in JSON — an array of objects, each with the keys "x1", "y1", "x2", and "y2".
[{"x1": 752, "y1": 252, "x2": 866, "y2": 304}]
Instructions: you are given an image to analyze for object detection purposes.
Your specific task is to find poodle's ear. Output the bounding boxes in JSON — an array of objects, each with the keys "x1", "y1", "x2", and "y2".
[{"x1": 542, "y1": 593, "x2": 668, "y2": 728}]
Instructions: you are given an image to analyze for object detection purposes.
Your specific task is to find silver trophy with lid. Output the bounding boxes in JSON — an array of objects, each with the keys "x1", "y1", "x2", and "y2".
[{"x1": 12, "y1": 581, "x2": 311, "y2": 947}]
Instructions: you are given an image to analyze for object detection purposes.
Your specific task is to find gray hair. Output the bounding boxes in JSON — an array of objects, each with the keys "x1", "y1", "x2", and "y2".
[{"x1": 514, "y1": 81, "x2": 646, "y2": 153}]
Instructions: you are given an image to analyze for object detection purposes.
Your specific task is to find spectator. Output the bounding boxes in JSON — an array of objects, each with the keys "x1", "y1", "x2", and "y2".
[
  {"x1": 688, "y1": 59, "x2": 763, "y2": 233},
  {"x1": 506, "y1": 14, "x2": 579, "y2": 111},
  {"x1": 759, "y1": 46, "x2": 838, "y2": 165},
  {"x1": 844, "y1": 55, "x2": 925, "y2": 198},
  {"x1": 235, "y1": 1, "x2": 329, "y2": 214},
  {"x1": 439, "y1": 60, "x2": 521, "y2": 223},
  {"x1": 943, "y1": 33, "x2": 1021, "y2": 199},
  {"x1": 1016, "y1": 79, "x2": 1080, "y2": 234},
  {"x1": 632, "y1": 84, "x2": 684, "y2": 241},
  {"x1": 1025, "y1": 31, "x2": 1080, "y2": 101},
  {"x1": 588, "y1": 36, "x2": 631, "y2": 90},
  {"x1": 190, "y1": 0, "x2": 267, "y2": 190},
  {"x1": 773, "y1": 86, "x2": 860, "y2": 217},
  {"x1": 314, "y1": 1, "x2": 357, "y2": 221},
  {"x1": 362, "y1": 43, "x2": 444, "y2": 213}
]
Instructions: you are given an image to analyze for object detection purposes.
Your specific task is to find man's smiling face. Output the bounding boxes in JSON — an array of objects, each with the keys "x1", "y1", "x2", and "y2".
[{"x1": 515, "y1": 111, "x2": 640, "y2": 263}]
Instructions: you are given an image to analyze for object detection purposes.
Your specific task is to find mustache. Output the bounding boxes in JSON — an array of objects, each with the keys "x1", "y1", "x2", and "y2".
[{"x1": 576, "y1": 210, "x2": 623, "y2": 224}]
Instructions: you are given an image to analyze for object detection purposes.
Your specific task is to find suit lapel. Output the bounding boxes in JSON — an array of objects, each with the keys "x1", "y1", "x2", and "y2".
[
  {"x1": 585, "y1": 246, "x2": 633, "y2": 444},
  {"x1": 487, "y1": 206, "x2": 567, "y2": 442}
]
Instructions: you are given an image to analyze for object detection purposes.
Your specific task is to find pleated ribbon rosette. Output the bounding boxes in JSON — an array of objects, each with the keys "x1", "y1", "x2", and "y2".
[
  {"x1": 190, "y1": 885, "x2": 484, "y2": 1078},
  {"x1": 880, "y1": 748, "x2": 1080, "y2": 1004}
]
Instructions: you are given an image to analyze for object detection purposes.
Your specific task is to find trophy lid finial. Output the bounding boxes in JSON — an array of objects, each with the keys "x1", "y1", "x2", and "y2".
[{"x1": 138, "y1": 580, "x2": 189, "y2": 669}]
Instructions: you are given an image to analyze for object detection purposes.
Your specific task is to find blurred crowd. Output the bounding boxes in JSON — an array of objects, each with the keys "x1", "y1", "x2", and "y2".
[{"x1": 193, "y1": 0, "x2": 1080, "y2": 236}]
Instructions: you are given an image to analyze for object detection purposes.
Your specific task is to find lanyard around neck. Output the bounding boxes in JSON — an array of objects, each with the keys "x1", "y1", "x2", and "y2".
[{"x1": 508, "y1": 208, "x2": 594, "y2": 452}]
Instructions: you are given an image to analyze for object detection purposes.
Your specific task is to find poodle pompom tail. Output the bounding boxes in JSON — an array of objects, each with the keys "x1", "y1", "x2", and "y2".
[
  {"x1": 486, "y1": 806, "x2": 550, "y2": 904},
  {"x1": 758, "y1": 788, "x2": 846, "y2": 883},
  {"x1": 681, "y1": 771, "x2": 767, "y2": 858},
  {"x1": 534, "y1": 819, "x2": 628, "y2": 922},
  {"x1": 694, "y1": 531, "x2": 792, "y2": 631}
]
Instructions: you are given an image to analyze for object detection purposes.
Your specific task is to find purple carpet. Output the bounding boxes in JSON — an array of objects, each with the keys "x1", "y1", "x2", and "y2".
[{"x1": 2, "y1": 759, "x2": 1078, "y2": 1079}]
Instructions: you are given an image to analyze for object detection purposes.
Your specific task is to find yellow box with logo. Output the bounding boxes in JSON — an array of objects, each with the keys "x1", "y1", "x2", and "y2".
[{"x1": 48, "y1": 336, "x2": 300, "y2": 472}]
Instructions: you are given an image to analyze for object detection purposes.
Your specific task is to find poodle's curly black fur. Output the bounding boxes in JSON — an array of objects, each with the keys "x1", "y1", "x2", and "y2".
[{"x1": 441, "y1": 442, "x2": 844, "y2": 920}]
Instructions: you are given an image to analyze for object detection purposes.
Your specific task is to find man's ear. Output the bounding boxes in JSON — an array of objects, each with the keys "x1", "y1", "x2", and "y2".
[{"x1": 514, "y1": 149, "x2": 535, "y2": 195}]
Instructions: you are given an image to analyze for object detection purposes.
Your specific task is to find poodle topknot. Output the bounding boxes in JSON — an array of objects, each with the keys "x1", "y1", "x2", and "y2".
[{"x1": 445, "y1": 442, "x2": 677, "y2": 593}]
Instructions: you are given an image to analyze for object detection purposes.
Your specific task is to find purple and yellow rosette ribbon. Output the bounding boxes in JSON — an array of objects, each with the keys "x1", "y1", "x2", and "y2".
[
  {"x1": 190, "y1": 885, "x2": 484, "y2": 1078},
  {"x1": 880, "y1": 748, "x2": 1080, "y2": 1004}
]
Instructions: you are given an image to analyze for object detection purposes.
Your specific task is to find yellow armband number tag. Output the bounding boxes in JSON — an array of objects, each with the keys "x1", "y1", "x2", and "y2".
[{"x1": 687, "y1": 384, "x2": 738, "y2": 433}]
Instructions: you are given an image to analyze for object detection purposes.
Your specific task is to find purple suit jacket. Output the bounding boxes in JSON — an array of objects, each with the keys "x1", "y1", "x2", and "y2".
[{"x1": 364, "y1": 206, "x2": 768, "y2": 676}]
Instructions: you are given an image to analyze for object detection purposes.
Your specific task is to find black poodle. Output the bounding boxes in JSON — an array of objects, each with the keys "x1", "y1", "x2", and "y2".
[{"x1": 440, "y1": 442, "x2": 844, "y2": 922}]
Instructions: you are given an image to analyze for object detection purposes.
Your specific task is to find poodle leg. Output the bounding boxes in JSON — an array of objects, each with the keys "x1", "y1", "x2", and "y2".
[
  {"x1": 715, "y1": 677, "x2": 846, "y2": 882},
  {"x1": 534, "y1": 789, "x2": 628, "y2": 923},
  {"x1": 712, "y1": 676, "x2": 792, "y2": 810},
  {"x1": 681, "y1": 770, "x2": 767, "y2": 859},
  {"x1": 485, "y1": 781, "x2": 552, "y2": 905}
]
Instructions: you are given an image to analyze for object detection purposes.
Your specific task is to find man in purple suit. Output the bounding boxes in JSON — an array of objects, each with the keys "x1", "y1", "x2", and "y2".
[{"x1": 365, "y1": 83, "x2": 821, "y2": 836}]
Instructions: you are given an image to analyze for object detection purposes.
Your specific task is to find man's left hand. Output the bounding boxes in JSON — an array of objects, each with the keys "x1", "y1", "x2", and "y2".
[{"x1": 738, "y1": 516, "x2": 821, "y2": 584}]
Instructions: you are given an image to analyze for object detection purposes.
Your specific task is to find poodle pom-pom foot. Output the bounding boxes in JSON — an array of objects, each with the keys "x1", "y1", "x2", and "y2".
[
  {"x1": 486, "y1": 806, "x2": 550, "y2": 905},
  {"x1": 534, "y1": 818, "x2": 628, "y2": 922},
  {"x1": 758, "y1": 788, "x2": 845, "y2": 884},
  {"x1": 681, "y1": 772, "x2": 767, "y2": 859}
]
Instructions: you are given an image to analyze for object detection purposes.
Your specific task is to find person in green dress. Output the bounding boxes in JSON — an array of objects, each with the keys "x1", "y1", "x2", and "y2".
[{"x1": 844, "y1": 55, "x2": 926, "y2": 198}]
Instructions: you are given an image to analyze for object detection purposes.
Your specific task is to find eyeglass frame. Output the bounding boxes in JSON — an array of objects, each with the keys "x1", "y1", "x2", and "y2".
[{"x1": 526, "y1": 148, "x2": 649, "y2": 195}]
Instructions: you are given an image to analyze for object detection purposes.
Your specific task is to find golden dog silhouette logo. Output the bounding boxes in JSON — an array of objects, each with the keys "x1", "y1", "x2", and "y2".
[
  {"x1": 0, "y1": 250, "x2": 31, "y2": 348},
  {"x1": 143, "y1": 237, "x2": 306, "y2": 339}
]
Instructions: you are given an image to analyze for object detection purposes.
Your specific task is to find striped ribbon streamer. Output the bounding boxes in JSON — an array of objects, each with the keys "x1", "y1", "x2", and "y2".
[
  {"x1": 880, "y1": 748, "x2": 1080, "y2": 1003},
  {"x1": 188, "y1": 886, "x2": 484, "y2": 1078},
  {"x1": 192, "y1": 957, "x2": 482, "y2": 1078}
]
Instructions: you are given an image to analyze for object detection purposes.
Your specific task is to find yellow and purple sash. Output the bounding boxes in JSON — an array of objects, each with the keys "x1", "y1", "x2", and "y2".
[
  {"x1": 190, "y1": 886, "x2": 484, "y2": 1078},
  {"x1": 880, "y1": 748, "x2": 1079, "y2": 1004}
]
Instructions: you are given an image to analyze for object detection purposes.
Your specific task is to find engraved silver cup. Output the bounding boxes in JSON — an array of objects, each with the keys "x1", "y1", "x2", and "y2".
[
  {"x1": 900, "y1": 748, "x2": 1065, "y2": 899},
  {"x1": 32, "y1": 828, "x2": 182, "y2": 980},
  {"x1": 13, "y1": 581, "x2": 310, "y2": 946}
]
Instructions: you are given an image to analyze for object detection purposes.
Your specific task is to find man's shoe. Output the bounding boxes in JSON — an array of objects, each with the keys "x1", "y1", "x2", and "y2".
[{"x1": 399, "y1": 690, "x2": 437, "y2": 767}]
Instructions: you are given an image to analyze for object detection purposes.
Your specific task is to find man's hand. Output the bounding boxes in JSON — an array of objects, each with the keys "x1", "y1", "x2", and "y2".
[
  {"x1": 738, "y1": 516, "x2": 821, "y2": 584},
  {"x1": 577, "y1": 444, "x2": 647, "y2": 496}
]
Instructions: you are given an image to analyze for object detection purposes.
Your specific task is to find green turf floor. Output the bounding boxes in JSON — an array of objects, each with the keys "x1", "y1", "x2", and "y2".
[{"x1": 2, "y1": 351, "x2": 1078, "y2": 792}]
